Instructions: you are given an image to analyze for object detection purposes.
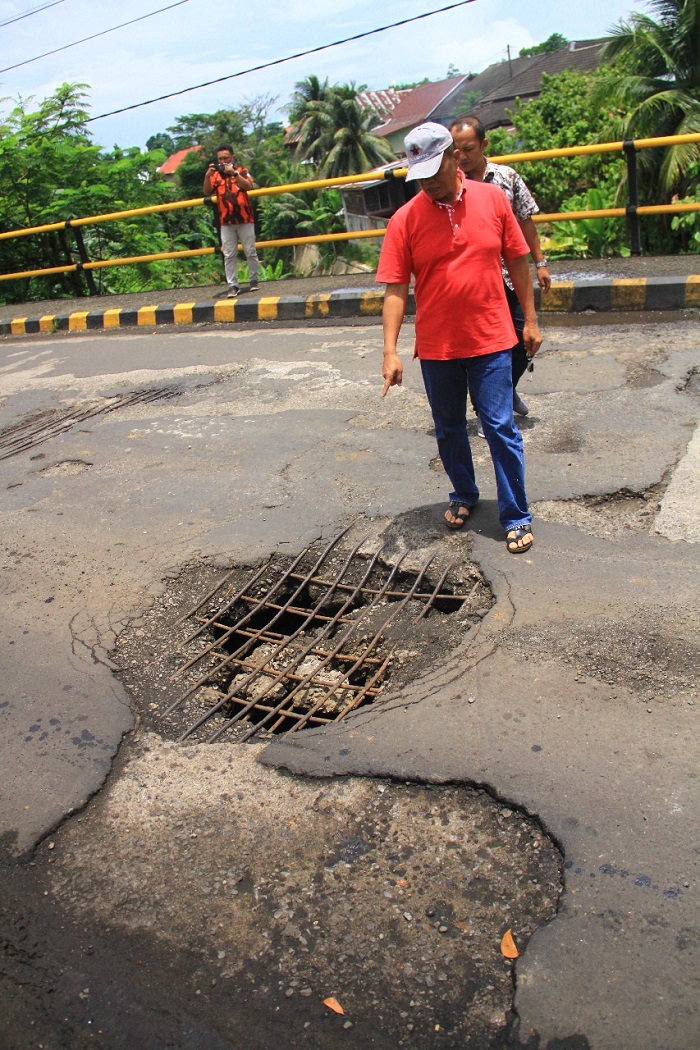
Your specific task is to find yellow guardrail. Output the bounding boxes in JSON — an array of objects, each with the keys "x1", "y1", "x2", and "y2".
[
  {"x1": 489, "y1": 132, "x2": 700, "y2": 165},
  {"x1": 1, "y1": 132, "x2": 699, "y2": 285}
]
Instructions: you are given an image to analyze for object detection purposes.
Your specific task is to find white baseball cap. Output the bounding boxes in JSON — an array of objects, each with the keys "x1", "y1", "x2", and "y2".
[{"x1": 403, "y1": 123, "x2": 454, "y2": 181}]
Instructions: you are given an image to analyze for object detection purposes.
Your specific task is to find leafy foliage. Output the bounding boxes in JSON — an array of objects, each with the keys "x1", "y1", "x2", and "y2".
[
  {"x1": 486, "y1": 70, "x2": 625, "y2": 215},
  {"x1": 542, "y1": 188, "x2": 632, "y2": 258},
  {"x1": 294, "y1": 82, "x2": 394, "y2": 176},
  {"x1": 0, "y1": 84, "x2": 222, "y2": 303},
  {"x1": 670, "y1": 159, "x2": 700, "y2": 250},
  {"x1": 594, "y1": 0, "x2": 700, "y2": 198},
  {"x1": 4, "y1": 33, "x2": 700, "y2": 305},
  {"x1": 519, "y1": 33, "x2": 568, "y2": 58}
]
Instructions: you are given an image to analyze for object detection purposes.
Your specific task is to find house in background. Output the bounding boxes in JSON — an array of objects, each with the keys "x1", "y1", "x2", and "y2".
[
  {"x1": 371, "y1": 74, "x2": 474, "y2": 154},
  {"x1": 343, "y1": 39, "x2": 609, "y2": 232},
  {"x1": 373, "y1": 39, "x2": 608, "y2": 149},
  {"x1": 463, "y1": 38, "x2": 608, "y2": 130},
  {"x1": 341, "y1": 160, "x2": 417, "y2": 236},
  {"x1": 157, "y1": 145, "x2": 202, "y2": 183},
  {"x1": 281, "y1": 87, "x2": 417, "y2": 237}
]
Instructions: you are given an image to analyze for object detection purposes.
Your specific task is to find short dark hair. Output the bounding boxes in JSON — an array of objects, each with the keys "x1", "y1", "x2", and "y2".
[
  {"x1": 217, "y1": 144, "x2": 234, "y2": 154},
  {"x1": 450, "y1": 116, "x2": 486, "y2": 143}
]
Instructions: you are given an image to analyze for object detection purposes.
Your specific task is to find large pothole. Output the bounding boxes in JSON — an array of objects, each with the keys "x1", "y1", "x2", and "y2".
[
  {"x1": 114, "y1": 520, "x2": 494, "y2": 745},
  {"x1": 45, "y1": 736, "x2": 562, "y2": 1049},
  {"x1": 82, "y1": 519, "x2": 564, "y2": 1047},
  {"x1": 532, "y1": 484, "x2": 664, "y2": 539}
]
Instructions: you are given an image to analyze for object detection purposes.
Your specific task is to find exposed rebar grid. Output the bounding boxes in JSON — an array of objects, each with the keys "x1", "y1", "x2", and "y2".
[
  {"x1": 169, "y1": 529, "x2": 473, "y2": 743},
  {"x1": 0, "y1": 388, "x2": 179, "y2": 460}
]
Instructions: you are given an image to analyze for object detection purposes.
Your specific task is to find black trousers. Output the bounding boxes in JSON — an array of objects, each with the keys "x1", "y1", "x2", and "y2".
[{"x1": 505, "y1": 283, "x2": 528, "y2": 390}]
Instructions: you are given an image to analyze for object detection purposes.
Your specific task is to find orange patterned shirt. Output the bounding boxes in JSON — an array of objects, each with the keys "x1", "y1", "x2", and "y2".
[{"x1": 209, "y1": 167, "x2": 255, "y2": 225}]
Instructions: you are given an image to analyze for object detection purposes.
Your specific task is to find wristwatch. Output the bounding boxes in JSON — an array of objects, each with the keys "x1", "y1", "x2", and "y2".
[{"x1": 535, "y1": 260, "x2": 548, "y2": 269}]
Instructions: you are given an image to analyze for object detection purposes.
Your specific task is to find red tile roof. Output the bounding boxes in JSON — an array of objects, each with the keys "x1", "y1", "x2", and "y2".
[
  {"x1": 373, "y1": 76, "x2": 471, "y2": 138},
  {"x1": 158, "y1": 145, "x2": 202, "y2": 175},
  {"x1": 356, "y1": 88, "x2": 411, "y2": 121}
]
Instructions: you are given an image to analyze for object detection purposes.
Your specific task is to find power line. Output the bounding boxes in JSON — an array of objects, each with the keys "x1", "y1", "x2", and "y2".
[
  {"x1": 0, "y1": 0, "x2": 191, "y2": 75},
  {"x1": 0, "y1": 0, "x2": 67, "y2": 29},
  {"x1": 86, "y1": 0, "x2": 478, "y2": 123}
]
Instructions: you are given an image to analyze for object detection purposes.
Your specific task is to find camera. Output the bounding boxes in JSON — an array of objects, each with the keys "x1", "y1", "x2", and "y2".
[{"x1": 214, "y1": 161, "x2": 229, "y2": 175}]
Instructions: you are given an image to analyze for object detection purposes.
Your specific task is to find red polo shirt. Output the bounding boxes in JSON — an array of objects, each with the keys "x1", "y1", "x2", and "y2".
[{"x1": 376, "y1": 173, "x2": 529, "y2": 359}]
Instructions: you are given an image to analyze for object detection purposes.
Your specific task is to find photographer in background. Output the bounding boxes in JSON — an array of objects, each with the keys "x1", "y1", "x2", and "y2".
[{"x1": 204, "y1": 145, "x2": 260, "y2": 297}]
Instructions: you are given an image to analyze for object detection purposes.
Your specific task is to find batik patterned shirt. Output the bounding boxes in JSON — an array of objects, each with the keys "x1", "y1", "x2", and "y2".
[{"x1": 482, "y1": 161, "x2": 539, "y2": 288}]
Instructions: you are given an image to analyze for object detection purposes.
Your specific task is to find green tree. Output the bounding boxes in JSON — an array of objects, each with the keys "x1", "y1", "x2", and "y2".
[
  {"x1": 486, "y1": 69, "x2": 624, "y2": 214},
  {"x1": 166, "y1": 109, "x2": 246, "y2": 156},
  {"x1": 484, "y1": 69, "x2": 632, "y2": 257},
  {"x1": 519, "y1": 33, "x2": 568, "y2": 58},
  {"x1": 0, "y1": 83, "x2": 103, "y2": 300},
  {"x1": 296, "y1": 86, "x2": 394, "y2": 176},
  {"x1": 594, "y1": 0, "x2": 700, "y2": 198},
  {"x1": 0, "y1": 83, "x2": 225, "y2": 303},
  {"x1": 288, "y1": 75, "x2": 331, "y2": 124},
  {"x1": 670, "y1": 158, "x2": 700, "y2": 250},
  {"x1": 146, "y1": 131, "x2": 176, "y2": 154}
]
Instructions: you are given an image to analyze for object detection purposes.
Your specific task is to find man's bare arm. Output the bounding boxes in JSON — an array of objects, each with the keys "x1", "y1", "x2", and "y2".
[
  {"x1": 518, "y1": 216, "x2": 551, "y2": 292},
  {"x1": 381, "y1": 283, "x2": 409, "y2": 397}
]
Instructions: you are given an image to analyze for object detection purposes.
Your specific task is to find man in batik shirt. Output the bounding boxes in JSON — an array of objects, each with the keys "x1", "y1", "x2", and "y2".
[{"x1": 451, "y1": 117, "x2": 551, "y2": 418}]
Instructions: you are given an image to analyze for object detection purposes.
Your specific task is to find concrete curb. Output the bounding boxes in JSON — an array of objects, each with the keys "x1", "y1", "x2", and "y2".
[{"x1": 2, "y1": 275, "x2": 698, "y2": 336}]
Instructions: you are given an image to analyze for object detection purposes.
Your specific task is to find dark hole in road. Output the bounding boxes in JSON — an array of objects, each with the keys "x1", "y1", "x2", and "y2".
[{"x1": 115, "y1": 521, "x2": 493, "y2": 745}]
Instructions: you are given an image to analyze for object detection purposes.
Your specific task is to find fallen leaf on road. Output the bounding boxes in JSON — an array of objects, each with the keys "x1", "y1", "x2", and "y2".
[
  {"x1": 500, "y1": 929, "x2": 519, "y2": 959},
  {"x1": 323, "y1": 997, "x2": 345, "y2": 1015}
]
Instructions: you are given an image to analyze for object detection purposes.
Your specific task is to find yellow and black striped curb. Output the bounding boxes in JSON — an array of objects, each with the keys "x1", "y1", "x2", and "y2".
[
  {"x1": 2, "y1": 277, "x2": 698, "y2": 337},
  {"x1": 538, "y1": 274, "x2": 700, "y2": 313},
  {"x1": 1, "y1": 289, "x2": 386, "y2": 336}
]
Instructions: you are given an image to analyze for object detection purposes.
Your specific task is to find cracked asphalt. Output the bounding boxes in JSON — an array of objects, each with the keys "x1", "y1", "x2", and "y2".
[{"x1": 0, "y1": 314, "x2": 698, "y2": 1049}]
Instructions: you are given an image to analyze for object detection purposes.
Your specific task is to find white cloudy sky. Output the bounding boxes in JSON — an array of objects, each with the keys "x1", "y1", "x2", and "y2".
[{"x1": 1, "y1": 0, "x2": 640, "y2": 151}]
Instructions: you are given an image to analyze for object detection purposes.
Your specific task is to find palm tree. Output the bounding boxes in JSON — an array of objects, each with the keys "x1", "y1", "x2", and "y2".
[
  {"x1": 595, "y1": 0, "x2": 700, "y2": 197},
  {"x1": 297, "y1": 89, "x2": 394, "y2": 177},
  {"x1": 288, "y1": 75, "x2": 332, "y2": 168}
]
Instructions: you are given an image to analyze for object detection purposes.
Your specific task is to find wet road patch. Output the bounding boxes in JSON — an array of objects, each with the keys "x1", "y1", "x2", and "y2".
[{"x1": 45, "y1": 737, "x2": 562, "y2": 1049}]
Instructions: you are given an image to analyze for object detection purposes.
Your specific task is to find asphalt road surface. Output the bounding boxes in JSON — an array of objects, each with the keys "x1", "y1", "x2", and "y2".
[{"x1": 1, "y1": 317, "x2": 698, "y2": 1050}]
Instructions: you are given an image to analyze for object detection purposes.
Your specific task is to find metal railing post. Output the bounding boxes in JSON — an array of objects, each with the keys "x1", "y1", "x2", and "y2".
[
  {"x1": 624, "y1": 139, "x2": 642, "y2": 257},
  {"x1": 66, "y1": 220, "x2": 98, "y2": 295}
]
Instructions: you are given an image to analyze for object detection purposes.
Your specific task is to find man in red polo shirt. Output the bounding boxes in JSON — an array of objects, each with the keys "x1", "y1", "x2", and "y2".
[{"x1": 377, "y1": 122, "x2": 543, "y2": 554}]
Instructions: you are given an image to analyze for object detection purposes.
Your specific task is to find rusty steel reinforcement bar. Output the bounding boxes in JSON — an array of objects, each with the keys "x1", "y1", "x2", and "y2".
[
  {"x1": 254, "y1": 552, "x2": 440, "y2": 740},
  {"x1": 287, "y1": 565, "x2": 469, "y2": 609},
  {"x1": 205, "y1": 548, "x2": 414, "y2": 742},
  {"x1": 169, "y1": 526, "x2": 356, "y2": 701},
  {"x1": 0, "y1": 389, "x2": 174, "y2": 460},
  {"x1": 232, "y1": 550, "x2": 434, "y2": 739},
  {"x1": 169, "y1": 546, "x2": 320, "y2": 698},
  {"x1": 178, "y1": 539, "x2": 388, "y2": 740},
  {"x1": 175, "y1": 561, "x2": 271, "y2": 627},
  {"x1": 208, "y1": 546, "x2": 395, "y2": 741}
]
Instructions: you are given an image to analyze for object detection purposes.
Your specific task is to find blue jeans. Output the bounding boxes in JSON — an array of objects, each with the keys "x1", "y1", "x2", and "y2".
[{"x1": 420, "y1": 351, "x2": 531, "y2": 532}]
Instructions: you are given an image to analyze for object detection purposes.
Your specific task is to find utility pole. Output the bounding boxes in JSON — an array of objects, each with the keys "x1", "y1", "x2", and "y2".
[{"x1": 506, "y1": 44, "x2": 512, "y2": 77}]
